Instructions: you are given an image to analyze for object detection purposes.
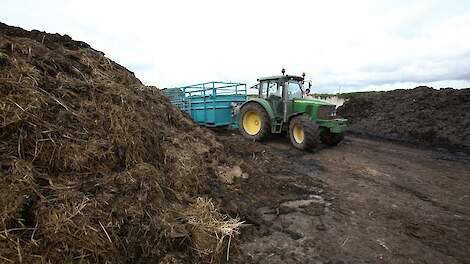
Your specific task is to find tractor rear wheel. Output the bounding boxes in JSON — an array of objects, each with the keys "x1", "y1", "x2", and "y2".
[
  {"x1": 238, "y1": 103, "x2": 270, "y2": 141},
  {"x1": 289, "y1": 115, "x2": 320, "y2": 150},
  {"x1": 321, "y1": 131, "x2": 344, "y2": 146}
]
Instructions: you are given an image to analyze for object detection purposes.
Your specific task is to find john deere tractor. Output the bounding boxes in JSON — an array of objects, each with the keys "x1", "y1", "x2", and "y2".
[{"x1": 238, "y1": 71, "x2": 347, "y2": 150}]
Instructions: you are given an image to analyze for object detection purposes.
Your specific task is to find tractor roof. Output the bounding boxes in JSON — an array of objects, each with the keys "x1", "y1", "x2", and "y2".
[{"x1": 258, "y1": 75, "x2": 304, "y2": 82}]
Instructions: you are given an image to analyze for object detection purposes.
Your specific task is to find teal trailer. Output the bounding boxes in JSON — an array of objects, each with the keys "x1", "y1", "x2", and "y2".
[{"x1": 163, "y1": 82, "x2": 247, "y2": 128}]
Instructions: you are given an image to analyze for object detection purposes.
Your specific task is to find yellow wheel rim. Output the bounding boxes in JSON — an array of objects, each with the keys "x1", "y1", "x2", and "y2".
[
  {"x1": 243, "y1": 111, "x2": 261, "y2": 135},
  {"x1": 293, "y1": 124, "x2": 304, "y2": 144}
]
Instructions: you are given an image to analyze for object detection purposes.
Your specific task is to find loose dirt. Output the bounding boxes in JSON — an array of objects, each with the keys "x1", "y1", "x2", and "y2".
[
  {"x1": 214, "y1": 131, "x2": 470, "y2": 264},
  {"x1": 337, "y1": 86, "x2": 470, "y2": 150}
]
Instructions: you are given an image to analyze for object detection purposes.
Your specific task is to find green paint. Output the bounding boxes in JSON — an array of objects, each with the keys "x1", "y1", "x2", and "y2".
[
  {"x1": 317, "y1": 119, "x2": 347, "y2": 133},
  {"x1": 241, "y1": 75, "x2": 347, "y2": 135},
  {"x1": 245, "y1": 97, "x2": 276, "y2": 120}
]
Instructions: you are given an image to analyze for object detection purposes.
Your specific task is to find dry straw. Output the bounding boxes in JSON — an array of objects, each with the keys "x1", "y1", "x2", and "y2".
[{"x1": 184, "y1": 197, "x2": 243, "y2": 263}]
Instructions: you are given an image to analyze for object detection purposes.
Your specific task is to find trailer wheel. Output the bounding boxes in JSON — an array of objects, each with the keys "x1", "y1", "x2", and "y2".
[
  {"x1": 321, "y1": 131, "x2": 344, "y2": 146},
  {"x1": 289, "y1": 115, "x2": 320, "y2": 150},
  {"x1": 238, "y1": 103, "x2": 270, "y2": 141}
]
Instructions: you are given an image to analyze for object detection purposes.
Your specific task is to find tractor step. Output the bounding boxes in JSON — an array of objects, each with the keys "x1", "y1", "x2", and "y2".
[{"x1": 273, "y1": 120, "x2": 283, "y2": 133}]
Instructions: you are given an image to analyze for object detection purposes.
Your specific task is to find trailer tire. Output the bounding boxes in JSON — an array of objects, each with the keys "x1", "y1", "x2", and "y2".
[
  {"x1": 289, "y1": 115, "x2": 320, "y2": 150},
  {"x1": 238, "y1": 103, "x2": 271, "y2": 141}
]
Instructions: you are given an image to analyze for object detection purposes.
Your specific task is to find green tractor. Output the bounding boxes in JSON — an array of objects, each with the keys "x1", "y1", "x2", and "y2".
[{"x1": 237, "y1": 71, "x2": 347, "y2": 150}]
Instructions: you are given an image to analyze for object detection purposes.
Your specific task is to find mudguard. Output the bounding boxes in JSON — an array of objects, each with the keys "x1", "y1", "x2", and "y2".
[{"x1": 241, "y1": 98, "x2": 276, "y2": 121}]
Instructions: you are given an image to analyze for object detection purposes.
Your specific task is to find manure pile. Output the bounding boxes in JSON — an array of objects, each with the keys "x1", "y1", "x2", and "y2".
[
  {"x1": 338, "y1": 86, "x2": 470, "y2": 149},
  {"x1": 0, "y1": 22, "x2": 238, "y2": 263}
]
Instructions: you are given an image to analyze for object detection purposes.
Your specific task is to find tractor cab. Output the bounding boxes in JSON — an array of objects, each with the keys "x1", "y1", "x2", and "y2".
[
  {"x1": 238, "y1": 69, "x2": 347, "y2": 150},
  {"x1": 257, "y1": 75, "x2": 305, "y2": 100},
  {"x1": 256, "y1": 73, "x2": 307, "y2": 119}
]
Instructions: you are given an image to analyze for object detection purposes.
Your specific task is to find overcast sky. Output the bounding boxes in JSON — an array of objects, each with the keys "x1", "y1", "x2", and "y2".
[{"x1": 3, "y1": 0, "x2": 470, "y2": 93}]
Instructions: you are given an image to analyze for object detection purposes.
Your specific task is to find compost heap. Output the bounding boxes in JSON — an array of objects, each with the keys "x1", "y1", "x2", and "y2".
[
  {"x1": 337, "y1": 86, "x2": 470, "y2": 149},
  {"x1": 0, "y1": 22, "x2": 240, "y2": 263}
]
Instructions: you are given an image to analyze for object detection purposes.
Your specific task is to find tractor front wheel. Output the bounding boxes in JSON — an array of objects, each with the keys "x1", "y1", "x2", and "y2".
[
  {"x1": 289, "y1": 115, "x2": 320, "y2": 150},
  {"x1": 238, "y1": 103, "x2": 271, "y2": 141}
]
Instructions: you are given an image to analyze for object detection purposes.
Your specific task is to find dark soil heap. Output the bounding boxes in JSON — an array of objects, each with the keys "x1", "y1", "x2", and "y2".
[
  {"x1": 337, "y1": 86, "x2": 470, "y2": 149},
  {"x1": 0, "y1": 22, "x2": 231, "y2": 263}
]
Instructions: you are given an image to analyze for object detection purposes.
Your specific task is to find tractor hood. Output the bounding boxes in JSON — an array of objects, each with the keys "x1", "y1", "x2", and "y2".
[{"x1": 292, "y1": 98, "x2": 337, "y2": 120}]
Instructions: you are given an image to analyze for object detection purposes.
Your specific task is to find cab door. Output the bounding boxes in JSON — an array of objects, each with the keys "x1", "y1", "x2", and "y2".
[
  {"x1": 260, "y1": 80, "x2": 283, "y2": 117},
  {"x1": 284, "y1": 81, "x2": 304, "y2": 121}
]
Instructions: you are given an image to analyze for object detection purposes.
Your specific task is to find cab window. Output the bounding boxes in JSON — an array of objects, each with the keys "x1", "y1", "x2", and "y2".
[
  {"x1": 287, "y1": 82, "x2": 303, "y2": 99},
  {"x1": 260, "y1": 81, "x2": 281, "y2": 98},
  {"x1": 260, "y1": 82, "x2": 268, "y2": 98},
  {"x1": 268, "y1": 82, "x2": 281, "y2": 98}
]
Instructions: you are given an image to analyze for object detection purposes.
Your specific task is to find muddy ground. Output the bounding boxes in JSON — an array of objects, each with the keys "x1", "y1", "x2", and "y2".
[{"x1": 213, "y1": 131, "x2": 470, "y2": 264}]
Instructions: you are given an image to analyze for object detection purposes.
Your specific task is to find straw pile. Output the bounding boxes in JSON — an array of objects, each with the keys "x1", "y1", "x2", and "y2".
[{"x1": 0, "y1": 22, "x2": 240, "y2": 263}]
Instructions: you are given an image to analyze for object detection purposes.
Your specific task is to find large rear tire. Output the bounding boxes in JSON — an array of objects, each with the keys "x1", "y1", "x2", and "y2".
[
  {"x1": 321, "y1": 131, "x2": 344, "y2": 146},
  {"x1": 289, "y1": 115, "x2": 320, "y2": 150},
  {"x1": 238, "y1": 103, "x2": 271, "y2": 141}
]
